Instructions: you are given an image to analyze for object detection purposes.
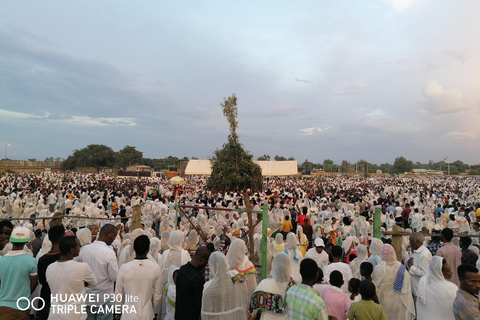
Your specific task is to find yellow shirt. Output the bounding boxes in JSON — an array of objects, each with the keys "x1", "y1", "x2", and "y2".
[{"x1": 281, "y1": 220, "x2": 293, "y2": 232}]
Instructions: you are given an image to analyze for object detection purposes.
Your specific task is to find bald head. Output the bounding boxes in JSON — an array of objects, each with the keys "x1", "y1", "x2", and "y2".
[
  {"x1": 98, "y1": 224, "x2": 118, "y2": 245},
  {"x1": 409, "y1": 232, "x2": 424, "y2": 250},
  {"x1": 100, "y1": 224, "x2": 117, "y2": 236}
]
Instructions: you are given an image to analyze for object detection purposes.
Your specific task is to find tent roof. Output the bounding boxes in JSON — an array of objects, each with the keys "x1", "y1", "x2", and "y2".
[{"x1": 185, "y1": 159, "x2": 298, "y2": 176}]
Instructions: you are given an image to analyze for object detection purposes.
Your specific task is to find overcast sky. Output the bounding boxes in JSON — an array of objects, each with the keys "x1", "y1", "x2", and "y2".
[{"x1": 1, "y1": 0, "x2": 479, "y2": 165}]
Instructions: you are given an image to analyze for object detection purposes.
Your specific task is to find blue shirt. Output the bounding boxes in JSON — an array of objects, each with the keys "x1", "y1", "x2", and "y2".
[{"x1": 0, "y1": 250, "x2": 37, "y2": 310}]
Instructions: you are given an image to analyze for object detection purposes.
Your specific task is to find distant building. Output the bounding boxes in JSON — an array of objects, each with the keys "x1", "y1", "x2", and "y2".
[{"x1": 125, "y1": 165, "x2": 153, "y2": 172}]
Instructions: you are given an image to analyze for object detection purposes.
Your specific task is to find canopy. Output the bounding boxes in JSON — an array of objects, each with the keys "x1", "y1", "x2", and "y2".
[{"x1": 185, "y1": 160, "x2": 298, "y2": 176}]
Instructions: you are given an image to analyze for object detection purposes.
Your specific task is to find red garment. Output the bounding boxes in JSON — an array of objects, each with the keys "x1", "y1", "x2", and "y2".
[{"x1": 297, "y1": 214, "x2": 310, "y2": 225}]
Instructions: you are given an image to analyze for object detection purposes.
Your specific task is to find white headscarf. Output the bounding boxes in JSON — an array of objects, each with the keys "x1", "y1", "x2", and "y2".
[
  {"x1": 149, "y1": 237, "x2": 162, "y2": 263},
  {"x1": 271, "y1": 252, "x2": 292, "y2": 283},
  {"x1": 201, "y1": 252, "x2": 248, "y2": 320},
  {"x1": 226, "y1": 239, "x2": 248, "y2": 270},
  {"x1": 416, "y1": 256, "x2": 458, "y2": 320},
  {"x1": 77, "y1": 228, "x2": 92, "y2": 247},
  {"x1": 168, "y1": 230, "x2": 185, "y2": 251},
  {"x1": 352, "y1": 244, "x2": 368, "y2": 278}
]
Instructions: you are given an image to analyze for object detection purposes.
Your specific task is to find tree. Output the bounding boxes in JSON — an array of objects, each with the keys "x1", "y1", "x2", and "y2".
[
  {"x1": 207, "y1": 94, "x2": 262, "y2": 261},
  {"x1": 357, "y1": 159, "x2": 370, "y2": 173},
  {"x1": 323, "y1": 159, "x2": 334, "y2": 172},
  {"x1": 62, "y1": 144, "x2": 116, "y2": 171},
  {"x1": 274, "y1": 155, "x2": 287, "y2": 161},
  {"x1": 392, "y1": 156, "x2": 413, "y2": 174},
  {"x1": 300, "y1": 159, "x2": 314, "y2": 171},
  {"x1": 116, "y1": 146, "x2": 143, "y2": 167},
  {"x1": 257, "y1": 154, "x2": 271, "y2": 161},
  {"x1": 379, "y1": 163, "x2": 393, "y2": 174}
]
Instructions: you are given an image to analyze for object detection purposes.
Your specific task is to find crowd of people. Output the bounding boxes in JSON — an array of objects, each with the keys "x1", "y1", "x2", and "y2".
[{"x1": 0, "y1": 171, "x2": 479, "y2": 320}]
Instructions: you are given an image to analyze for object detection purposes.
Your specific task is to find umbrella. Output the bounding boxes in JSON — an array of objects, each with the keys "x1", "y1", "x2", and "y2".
[{"x1": 169, "y1": 176, "x2": 185, "y2": 185}]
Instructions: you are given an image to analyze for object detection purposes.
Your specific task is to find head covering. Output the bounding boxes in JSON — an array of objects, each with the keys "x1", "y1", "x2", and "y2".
[
  {"x1": 380, "y1": 243, "x2": 397, "y2": 265},
  {"x1": 369, "y1": 238, "x2": 383, "y2": 255},
  {"x1": 271, "y1": 252, "x2": 291, "y2": 283},
  {"x1": 10, "y1": 227, "x2": 31, "y2": 243},
  {"x1": 168, "y1": 230, "x2": 185, "y2": 251},
  {"x1": 160, "y1": 231, "x2": 170, "y2": 252},
  {"x1": 226, "y1": 239, "x2": 248, "y2": 270},
  {"x1": 285, "y1": 232, "x2": 298, "y2": 250},
  {"x1": 314, "y1": 238, "x2": 325, "y2": 247},
  {"x1": 201, "y1": 252, "x2": 248, "y2": 320},
  {"x1": 352, "y1": 244, "x2": 368, "y2": 278},
  {"x1": 417, "y1": 256, "x2": 450, "y2": 304},
  {"x1": 297, "y1": 225, "x2": 304, "y2": 236},
  {"x1": 77, "y1": 228, "x2": 92, "y2": 247},
  {"x1": 274, "y1": 233, "x2": 284, "y2": 245},
  {"x1": 149, "y1": 237, "x2": 162, "y2": 258}
]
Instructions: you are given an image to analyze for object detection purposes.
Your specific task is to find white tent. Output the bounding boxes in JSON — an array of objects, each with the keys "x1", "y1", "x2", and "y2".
[{"x1": 185, "y1": 159, "x2": 298, "y2": 176}]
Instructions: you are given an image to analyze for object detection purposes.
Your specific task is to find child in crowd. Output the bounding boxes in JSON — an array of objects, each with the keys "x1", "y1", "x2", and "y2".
[
  {"x1": 89, "y1": 224, "x2": 99, "y2": 242},
  {"x1": 359, "y1": 261, "x2": 379, "y2": 304},
  {"x1": 313, "y1": 267, "x2": 329, "y2": 296},
  {"x1": 348, "y1": 278, "x2": 361, "y2": 302},
  {"x1": 164, "y1": 266, "x2": 179, "y2": 320},
  {"x1": 347, "y1": 280, "x2": 387, "y2": 320}
]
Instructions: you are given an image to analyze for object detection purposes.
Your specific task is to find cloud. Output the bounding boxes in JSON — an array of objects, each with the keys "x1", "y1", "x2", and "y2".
[
  {"x1": 383, "y1": 0, "x2": 417, "y2": 11},
  {"x1": 443, "y1": 131, "x2": 476, "y2": 139},
  {"x1": 62, "y1": 116, "x2": 136, "y2": 127},
  {"x1": 295, "y1": 78, "x2": 313, "y2": 84},
  {"x1": 332, "y1": 82, "x2": 369, "y2": 96},
  {"x1": 0, "y1": 109, "x2": 135, "y2": 127},
  {"x1": 0, "y1": 109, "x2": 45, "y2": 120},
  {"x1": 423, "y1": 80, "x2": 471, "y2": 114},
  {"x1": 441, "y1": 49, "x2": 471, "y2": 64},
  {"x1": 299, "y1": 127, "x2": 330, "y2": 135}
]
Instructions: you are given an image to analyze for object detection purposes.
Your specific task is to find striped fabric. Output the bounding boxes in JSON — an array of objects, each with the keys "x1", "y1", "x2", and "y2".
[{"x1": 394, "y1": 264, "x2": 406, "y2": 293}]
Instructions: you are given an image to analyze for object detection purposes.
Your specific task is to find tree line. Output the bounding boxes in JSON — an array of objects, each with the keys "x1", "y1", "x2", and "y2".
[{"x1": 59, "y1": 145, "x2": 479, "y2": 175}]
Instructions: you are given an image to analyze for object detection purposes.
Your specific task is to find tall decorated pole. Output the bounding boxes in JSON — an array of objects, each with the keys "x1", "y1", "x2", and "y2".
[{"x1": 207, "y1": 94, "x2": 263, "y2": 262}]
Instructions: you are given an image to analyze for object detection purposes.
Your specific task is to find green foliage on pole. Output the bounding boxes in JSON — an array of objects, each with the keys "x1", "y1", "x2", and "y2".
[
  {"x1": 207, "y1": 94, "x2": 262, "y2": 194},
  {"x1": 207, "y1": 94, "x2": 263, "y2": 262}
]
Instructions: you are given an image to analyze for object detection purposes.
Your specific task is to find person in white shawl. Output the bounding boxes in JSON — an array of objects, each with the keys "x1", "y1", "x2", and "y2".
[
  {"x1": 201, "y1": 251, "x2": 249, "y2": 320},
  {"x1": 366, "y1": 238, "x2": 383, "y2": 268},
  {"x1": 77, "y1": 228, "x2": 92, "y2": 249},
  {"x1": 164, "y1": 265, "x2": 178, "y2": 320},
  {"x1": 250, "y1": 252, "x2": 294, "y2": 319},
  {"x1": 149, "y1": 237, "x2": 162, "y2": 264},
  {"x1": 283, "y1": 232, "x2": 303, "y2": 283},
  {"x1": 372, "y1": 244, "x2": 415, "y2": 320},
  {"x1": 416, "y1": 256, "x2": 458, "y2": 320},
  {"x1": 226, "y1": 239, "x2": 257, "y2": 300},
  {"x1": 157, "y1": 230, "x2": 191, "y2": 318},
  {"x1": 350, "y1": 244, "x2": 368, "y2": 279},
  {"x1": 118, "y1": 228, "x2": 146, "y2": 267},
  {"x1": 271, "y1": 233, "x2": 285, "y2": 255}
]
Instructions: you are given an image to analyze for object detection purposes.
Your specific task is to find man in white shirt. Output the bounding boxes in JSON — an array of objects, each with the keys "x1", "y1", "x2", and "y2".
[
  {"x1": 323, "y1": 245, "x2": 353, "y2": 293},
  {"x1": 305, "y1": 238, "x2": 329, "y2": 270},
  {"x1": 77, "y1": 224, "x2": 118, "y2": 320},
  {"x1": 47, "y1": 235, "x2": 97, "y2": 320},
  {"x1": 406, "y1": 232, "x2": 432, "y2": 298},
  {"x1": 115, "y1": 235, "x2": 161, "y2": 320}
]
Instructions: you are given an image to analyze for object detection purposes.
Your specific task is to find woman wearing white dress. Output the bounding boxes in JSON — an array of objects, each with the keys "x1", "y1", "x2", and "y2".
[
  {"x1": 226, "y1": 238, "x2": 257, "y2": 300},
  {"x1": 416, "y1": 256, "x2": 458, "y2": 320},
  {"x1": 283, "y1": 232, "x2": 303, "y2": 283},
  {"x1": 372, "y1": 244, "x2": 415, "y2": 320},
  {"x1": 201, "y1": 252, "x2": 248, "y2": 320},
  {"x1": 250, "y1": 252, "x2": 294, "y2": 319}
]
